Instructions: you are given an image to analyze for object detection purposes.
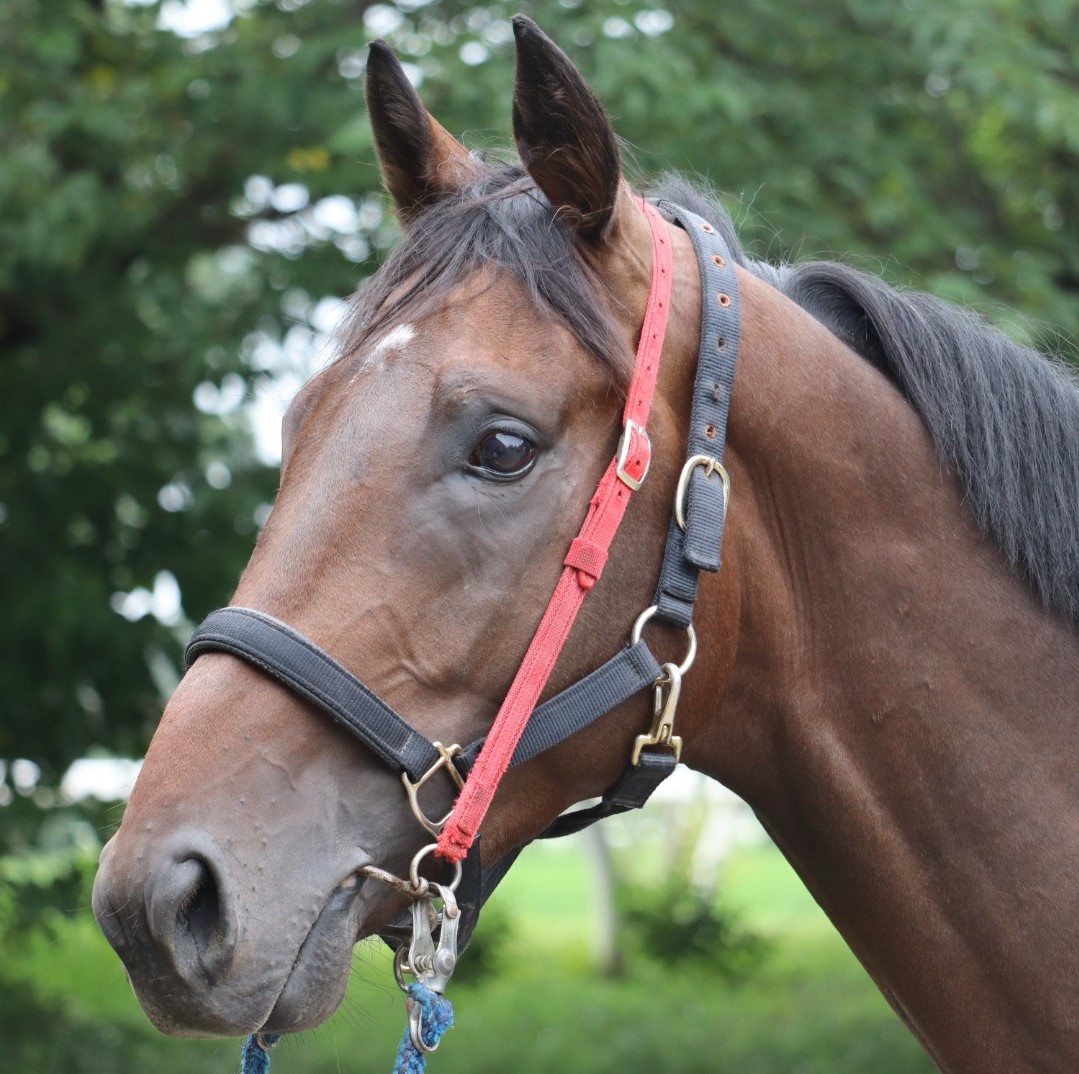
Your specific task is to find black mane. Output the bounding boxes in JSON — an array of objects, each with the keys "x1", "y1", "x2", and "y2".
[
  {"x1": 347, "y1": 167, "x2": 1079, "y2": 628},
  {"x1": 653, "y1": 175, "x2": 1079, "y2": 628}
]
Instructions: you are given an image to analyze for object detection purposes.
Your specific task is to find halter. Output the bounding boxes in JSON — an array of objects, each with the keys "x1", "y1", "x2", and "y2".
[{"x1": 185, "y1": 199, "x2": 740, "y2": 962}]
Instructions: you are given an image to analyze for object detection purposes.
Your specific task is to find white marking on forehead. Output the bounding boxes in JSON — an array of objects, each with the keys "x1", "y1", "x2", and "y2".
[
  {"x1": 353, "y1": 323, "x2": 417, "y2": 381},
  {"x1": 373, "y1": 322, "x2": 416, "y2": 357}
]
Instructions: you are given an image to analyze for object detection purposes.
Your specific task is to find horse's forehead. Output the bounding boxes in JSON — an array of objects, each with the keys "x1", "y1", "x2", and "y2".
[
  {"x1": 353, "y1": 321, "x2": 418, "y2": 377},
  {"x1": 352, "y1": 272, "x2": 588, "y2": 385}
]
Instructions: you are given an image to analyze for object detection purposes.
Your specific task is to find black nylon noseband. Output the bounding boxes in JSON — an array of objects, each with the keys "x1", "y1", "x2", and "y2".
[
  {"x1": 187, "y1": 606, "x2": 443, "y2": 781},
  {"x1": 184, "y1": 202, "x2": 741, "y2": 945}
]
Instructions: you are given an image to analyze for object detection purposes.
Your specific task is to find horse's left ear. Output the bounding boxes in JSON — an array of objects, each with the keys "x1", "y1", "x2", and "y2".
[
  {"x1": 366, "y1": 40, "x2": 477, "y2": 223},
  {"x1": 511, "y1": 16, "x2": 621, "y2": 241}
]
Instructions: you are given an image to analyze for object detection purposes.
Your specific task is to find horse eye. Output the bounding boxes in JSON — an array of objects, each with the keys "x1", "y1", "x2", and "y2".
[{"x1": 468, "y1": 430, "x2": 537, "y2": 478}]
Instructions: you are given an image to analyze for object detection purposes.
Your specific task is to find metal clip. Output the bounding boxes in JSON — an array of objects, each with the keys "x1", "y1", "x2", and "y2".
[
  {"x1": 401, "y1": 742, "x2": 465, "y2": 837},
  {"x1": 631, "y1": 662, "x2": 684, "y2": 765},
  {"x1": 393, "y1": 883, "x2": 461, "y2": 1052},
  {"x1": 615, "y1": 420, "x2": 651, "y2": 491}
]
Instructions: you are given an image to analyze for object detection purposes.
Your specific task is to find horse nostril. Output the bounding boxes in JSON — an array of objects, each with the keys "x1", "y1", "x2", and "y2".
[
  {"x1": 178, "y1": 858, "x2": 222, "y2": 953},
  {"x1": 145, "y1": 844, "x2": 237, "y2": 981}
]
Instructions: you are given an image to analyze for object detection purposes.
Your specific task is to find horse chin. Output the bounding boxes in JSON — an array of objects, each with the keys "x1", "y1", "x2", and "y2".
[{"x1": 256, "y1": 879, "x2": 372, "y2": 1035}]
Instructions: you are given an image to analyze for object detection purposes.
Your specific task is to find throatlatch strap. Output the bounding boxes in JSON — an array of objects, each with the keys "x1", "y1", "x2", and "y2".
[
  {"x1": 650, "y1": 203, "x2": 741, "y2": 627},
  {"x1": 539, "y1": 751, "x2": 678, "y2": 838},
  {"x1": 185, "y1": 607, "x2": 441, "y2": 782},
  {"x1": 436, "y1": 199, "x2": 675, "y2": 864}
]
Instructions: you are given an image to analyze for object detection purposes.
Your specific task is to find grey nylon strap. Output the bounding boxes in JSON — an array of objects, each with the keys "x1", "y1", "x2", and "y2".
[
  {"x1": 539, "y1": 752, "x2": 678, "y2": 838},
  {"x1": 186, "y1": 611, "x2": 662, "y2": 783},
  {"x1": 530, "y1": 205, "x2": 743, "y2": 827},
  {"x1": 458, "y1": 640, "x2": 662, "y2": 772},
  {"x1": 651, "y1": 202, "x2": 741, "y2": 627}
]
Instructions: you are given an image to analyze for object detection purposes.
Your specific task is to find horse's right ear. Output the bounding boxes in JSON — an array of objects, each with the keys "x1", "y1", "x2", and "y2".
[{"x1": 365, "y1": 41, "x2": 476, "y2": 223}]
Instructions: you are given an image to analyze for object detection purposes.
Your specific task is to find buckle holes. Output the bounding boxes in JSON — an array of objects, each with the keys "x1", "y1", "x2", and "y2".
[
  {"x1": 717, "y1": 336, "x2": 728, "y2": 349},
  {"x1": 717, "y1": 292, "x2": 732, "y2": 307},
  {"x1": 701, "y1": 223, "x2": 715, "y2": 233},
  {"x1": 712, "y1": 254, "x2": 726, "y2": 267},
  {"x1": 705, "y1": 424, "x2": 718, "y2": 440}
]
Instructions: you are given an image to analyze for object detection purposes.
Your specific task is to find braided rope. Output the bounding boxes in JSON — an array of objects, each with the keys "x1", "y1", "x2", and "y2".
[
  {"x1": 393, "y1": 982, "x2": 455, "y2": 1074},
  {"x1": 240, "y1": 1033, "x2": 280, "y2": 1074},
  {"x1": 235, "y1": 983, "x2": 452, "y2": 1074}
]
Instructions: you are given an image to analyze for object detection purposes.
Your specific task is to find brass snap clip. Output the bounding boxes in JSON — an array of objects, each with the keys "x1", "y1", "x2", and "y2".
[{"x1": 631, "y1": 661, "x2": 684, "y2": 766}]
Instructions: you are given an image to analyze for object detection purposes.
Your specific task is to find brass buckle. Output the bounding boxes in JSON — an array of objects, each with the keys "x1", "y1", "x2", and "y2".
[
  {"x1": 631, "y1": 662, "x2": 684, "y2": 766},
  {"x1": 615, "y1": 420, "x2": 651, "y2": 491},
  {"x1": 401, "y1": 743, "x2": 465, "y2": 837},
  {"x1": 674, "y1": 453, "x2": 730, "y2": 531}
]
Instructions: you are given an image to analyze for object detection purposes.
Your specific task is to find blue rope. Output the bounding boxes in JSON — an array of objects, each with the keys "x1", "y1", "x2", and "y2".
[
  {"x1": 240, "y1": 1033, "x2": 281, "y2": 1074},
  {"x1": 234, "y1": 983, "x2": 452, "y2": 1074},
  {"x1": 393, "y1": 983, "x2": 455, "y2": 1074}
]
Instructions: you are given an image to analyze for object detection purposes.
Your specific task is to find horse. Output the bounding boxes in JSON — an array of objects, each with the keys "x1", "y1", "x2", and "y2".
[{"x1": 92, "y1": 16, "x2": 1079, "y2": 1073}]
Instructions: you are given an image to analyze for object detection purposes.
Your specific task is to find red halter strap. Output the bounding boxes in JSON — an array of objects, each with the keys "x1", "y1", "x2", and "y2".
[{"x1": 436, "y1": 200, "x2": 674, "y2": 863}]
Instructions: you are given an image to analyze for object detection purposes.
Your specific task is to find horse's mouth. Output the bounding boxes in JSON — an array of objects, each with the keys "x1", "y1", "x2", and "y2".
[
  {"x1": 255, "y1": 879, "x2": 368, "y2": 1034},
  {"x1": 259, "y1": 872, "x2": 408, "y2": 1035}
]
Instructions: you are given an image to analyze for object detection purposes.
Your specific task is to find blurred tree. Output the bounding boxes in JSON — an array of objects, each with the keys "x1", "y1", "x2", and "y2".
[{"x1": 1, "y1": 0, "x2": 1075, "y2": 798}]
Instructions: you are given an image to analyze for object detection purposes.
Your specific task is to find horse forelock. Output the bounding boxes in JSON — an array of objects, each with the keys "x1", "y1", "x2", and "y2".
[{"x1": 336, "y1": 162, "x2": 631, "y2": 386}]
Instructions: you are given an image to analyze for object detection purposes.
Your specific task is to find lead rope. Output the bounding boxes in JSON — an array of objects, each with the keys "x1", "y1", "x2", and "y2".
[
  {"x1": 393, "y1": 982, "x2": 455, "y2": 1074},
  {"x1": 240, "y1": 1034, "x2": 280, "y2": 1074},
  {"x1": 240, "y1": 1003, "x2": 452, "y2": 1074}
]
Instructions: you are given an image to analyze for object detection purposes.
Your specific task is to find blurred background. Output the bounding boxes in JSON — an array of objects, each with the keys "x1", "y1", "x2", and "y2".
[{"x1": 2, "y1": 0, "x2": 1075, "y2": 1070}]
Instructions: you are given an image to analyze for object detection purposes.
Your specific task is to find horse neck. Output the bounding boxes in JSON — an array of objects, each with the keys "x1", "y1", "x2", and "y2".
[{"x1": 687, "y1": 270, "x2": 1079, "y2": 1073}]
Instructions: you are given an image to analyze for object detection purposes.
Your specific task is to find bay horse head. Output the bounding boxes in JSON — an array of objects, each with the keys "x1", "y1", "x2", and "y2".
[
  {"x1": 94, "y1": 16, "x2": 1079, "y2": 1073},
  {"x1": 93, "y1": 16, "x2": 723, "y2": 1039}
]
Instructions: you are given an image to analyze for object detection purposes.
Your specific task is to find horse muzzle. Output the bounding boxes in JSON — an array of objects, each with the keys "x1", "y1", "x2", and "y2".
[{"x1": 92, "y1": 828, "x2": 381, "y2": 1037}]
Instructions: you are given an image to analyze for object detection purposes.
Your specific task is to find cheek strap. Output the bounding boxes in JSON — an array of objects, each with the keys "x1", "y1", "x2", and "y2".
[{"x1": 435, "y1": 198, "x2": 674, "y2": 864}]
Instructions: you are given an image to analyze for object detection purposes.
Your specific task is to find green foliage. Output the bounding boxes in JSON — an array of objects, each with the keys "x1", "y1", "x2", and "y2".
[
  {"x1": 4, "y1": 0, "x2": 1075, "y2": 784},
  {"x1": 617, "y1": 875, "x2": 769, "y2": 976},
  {"x1": 451, "y1": 898, "x2": 516, "y2": 985},
  {"x1": 0, "y1": 844, "x2": 94, "y2": 943},
  {"x1": 1, "y1": 844, "x2": 934, "y2": 1074}
]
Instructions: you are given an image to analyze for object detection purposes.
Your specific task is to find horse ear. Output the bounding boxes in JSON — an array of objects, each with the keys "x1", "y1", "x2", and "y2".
[
  {"x1": 511, "y1": 16, "x2": 621, "y2": 241},
  {"x1": 365, "y1": 40, "x2": 476, "y2": 223}
]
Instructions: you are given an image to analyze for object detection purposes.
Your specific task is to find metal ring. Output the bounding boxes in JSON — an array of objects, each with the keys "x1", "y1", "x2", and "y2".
[
  {"x1": 393, "y1": 944, "x2": 411, "y2": 992},
  {"x1": 630, "y1": 605, "x2": 697, "y2": 676},
  {"x1": 409, "y1": 843, "x2": 463, "y2": 893},
  {"x1": 674, "y1": 454, "x2": 730, "y2": 531}
]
